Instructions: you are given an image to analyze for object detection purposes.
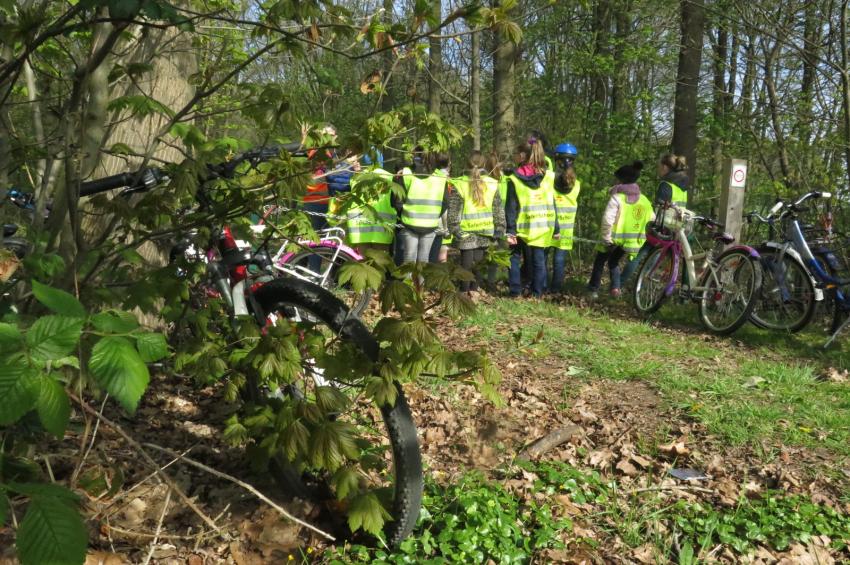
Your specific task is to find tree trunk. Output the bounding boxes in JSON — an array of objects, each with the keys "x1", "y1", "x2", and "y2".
[
  {"x1": 381, "y1": 0, "x2": 395, "y2": 112},
  {"x1": 471, "y1": 29, "x2": 481, "y2": 151},
  {"x1": 590, "y1": 0, "x2": 611, "y2": 144},
  {"x1": 797, "y1": 0, "x2": 820, "y2": 144},
  {"x1": 763, "y1": 39, "x2": 790, "y2": 182},
  {"x1": 611, "y1": 9, "x2": 630, "y2": 116},
  {"x1": 428, "y1": 0, "x2": 442, "y2": 116},
  {"x1": 671, "y1": 0, "x2": 705, "y2": 201},
  {"x1": 741, "y1": 31, "x2": 756, "y2": 121},
  {"x1": 726, "y1": 27, "x2": 739, "y2": 112},
  {"x1": 493, "y1": 15, "x2": 517, "y2": 157},
  {"x1": 712, "y1": 25, "x2": 727, "y2": 192},
  {"x1": 840, "y1": 0, "x2": 850, "y2": 188}
]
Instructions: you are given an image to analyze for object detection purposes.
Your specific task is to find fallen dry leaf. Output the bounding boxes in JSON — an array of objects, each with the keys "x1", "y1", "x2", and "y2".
[
  {"x1": 658, "y1": 441, "x2": 690, "y2": 457},
  {"x1": 85, "y1": 551, "x2": 128, "y2": 565},
  {"x1": 615, "y1": 459, "x2": 639, "y2": 477}
]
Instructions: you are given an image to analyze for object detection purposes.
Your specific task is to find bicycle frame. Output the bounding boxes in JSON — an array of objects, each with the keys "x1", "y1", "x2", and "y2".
[
  {"x1": 652, "y1": 228, "x2": 759, "y2": 297},
  {"x1": 269, "y1": 227, "x2": 363, "y2": 287}
]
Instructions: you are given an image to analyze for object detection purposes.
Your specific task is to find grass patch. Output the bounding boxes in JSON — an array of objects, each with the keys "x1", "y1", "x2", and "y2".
[{"x1": 463, "y1": 297, "x2": 850, "y2": 457}]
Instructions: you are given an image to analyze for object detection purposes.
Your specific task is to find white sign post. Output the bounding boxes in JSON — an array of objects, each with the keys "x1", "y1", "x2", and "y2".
[{"x1": 719, "y1": 158, "x2": 748, "y2": 242}]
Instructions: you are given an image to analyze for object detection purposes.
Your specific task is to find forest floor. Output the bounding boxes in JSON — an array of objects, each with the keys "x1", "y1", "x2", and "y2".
[{"x1": 2, "y1": 285, "x2": 849, "y2": 564}]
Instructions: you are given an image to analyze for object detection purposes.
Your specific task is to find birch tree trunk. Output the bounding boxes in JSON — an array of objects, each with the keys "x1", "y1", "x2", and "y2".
[{"x1": 471, "y1": 29, "x2": 481, "y2": 151}]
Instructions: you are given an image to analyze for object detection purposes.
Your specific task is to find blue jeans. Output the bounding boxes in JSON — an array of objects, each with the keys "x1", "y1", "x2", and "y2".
[
  {"x1": 550, "y1": 248, "x2": 568, "y2": 293},
  {"x1": 588, "y1": 246, "x2": 626, "y2": 291},
  {"x1": 510, "y1": 241, "x2": 546, "y2": 297}
]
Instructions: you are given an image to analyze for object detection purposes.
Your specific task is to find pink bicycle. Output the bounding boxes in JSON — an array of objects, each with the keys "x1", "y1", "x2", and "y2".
[
  {"x1": 633, "y1": 204, "x2": 763, "y2": 335},
  {"x1": 257, "y1": 208, "x2": 373, "y2": 317}
]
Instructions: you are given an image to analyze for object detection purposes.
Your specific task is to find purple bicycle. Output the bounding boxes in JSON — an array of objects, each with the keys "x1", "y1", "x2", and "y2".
[{"x1": 633, "y1": 204, "x2": 764, "y2": 335}]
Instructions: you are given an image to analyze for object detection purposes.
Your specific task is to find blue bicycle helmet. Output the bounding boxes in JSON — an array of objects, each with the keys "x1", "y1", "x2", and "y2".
[
  {"x1": 553, "y1": 143, "x2": 578, "y2": 159},
  {"x1": 360, "y1": 148, "x2": 385, "y2": 168}
]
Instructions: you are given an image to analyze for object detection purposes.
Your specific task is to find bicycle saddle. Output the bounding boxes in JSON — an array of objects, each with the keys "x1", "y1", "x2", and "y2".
[
  {"x1": 713, "y1": 231, "x2": 735, "y2": 244},
  {"x1": 3, "y1": 224, "x2": 18, "y2": 237}
]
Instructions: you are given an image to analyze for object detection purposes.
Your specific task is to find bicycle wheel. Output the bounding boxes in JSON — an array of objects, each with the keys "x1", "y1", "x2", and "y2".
[
  {"x1": 749, "y1": 248, "x2": 816, "y2": 332},
  {"x1": 282, "y1": 245, "x2": 374, "y2": 317},
  {"x1": 633, "y1": 247, "x2": 673, "y2": 316},
  {"x1": 249, "y1": 278, "x2": 422, "y2": 547},
  {"x1": 698, "y1": 248, "x2": 763, "y2": 335}
]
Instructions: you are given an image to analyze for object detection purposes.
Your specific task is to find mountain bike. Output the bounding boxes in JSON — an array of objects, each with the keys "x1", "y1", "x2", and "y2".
[
  {"x1": 4, "y1": 146, "x2": 424, "y2": 545},
  {"x1": 633, "y1": 203, "x2": 763, "y2": 335},
  {"x1": 744, "y1": 196, "x2": 830, "y2": 332},
  {"x1": 745, "y1": 191, "x2": 850, "y2": 347}
]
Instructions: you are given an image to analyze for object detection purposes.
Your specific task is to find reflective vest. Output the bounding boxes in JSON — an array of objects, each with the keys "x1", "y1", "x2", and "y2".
[
  {"x1": 452, "y1": 175, "x2": 499, "y2": 236},
  {"x1": 513, "y1": 171, "x2": 556, "y2": 247},
  {"x1": 303, "y1": 149, "x2": 333, "y2": 204},
  {"x1": 612, "y1": 193, "x2": 653, "y2": 258},
  {"x1": 544, "y1": 155, "x2": 554, "y2": 172},
  {"x1": 401, "y1": 169, "x2": 447, "y2": 229},
  {"x1": 550, "y1": 179, "x2": 581, "y2": 250},
  {"x1": 668, "y1": 182, "x2": 688, "y2": 208},
  {"x1": 346, "y1": 167, "x2": 395, "y2": 245}
]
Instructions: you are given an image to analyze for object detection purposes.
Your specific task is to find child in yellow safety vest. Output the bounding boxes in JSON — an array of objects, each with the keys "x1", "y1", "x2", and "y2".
[
  {"x1": 447, "y1": 151, "x2": 506, "y2": 293},
  {"x1": 505, "y1": 140, "x2": 559, "y2": 297},
  {"x1": 548, "y1": 142, "x2": 581, "y2": 293},
  {"x1": 587, "y1": 161, "x2": 654, "y2": 299},
  {"x1": 621, "y1": 153, "x2": 690, "y2": 285},
  {"x1": 342, "y1": 151, "x2": 396, "y2": 255},
  {"x1": 392, "y1": 152, "x2": 451, "y2": 264}
]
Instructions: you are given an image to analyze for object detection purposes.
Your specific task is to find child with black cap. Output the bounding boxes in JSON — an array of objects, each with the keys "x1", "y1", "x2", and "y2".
[{"x1": 587, "y1": 160, "x2": 654, "y2": 299}]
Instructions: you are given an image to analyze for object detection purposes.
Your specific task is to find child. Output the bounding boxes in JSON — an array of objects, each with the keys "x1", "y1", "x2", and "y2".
[
  {"x1": 549, "y1": 142, "x2": 581, "y2": 293},
  {"x1": 448, "y1": 151, "x2": 506, "y2": 293},
  {"x1": 393, "y1": 152, "x2": 450, "y2": 264},
  {"x1": 587, "y1": 161, "x2": 653, "y2": 298},
  {"x1": 505, "y1": 140, "x2": 558, "y2": 297}
]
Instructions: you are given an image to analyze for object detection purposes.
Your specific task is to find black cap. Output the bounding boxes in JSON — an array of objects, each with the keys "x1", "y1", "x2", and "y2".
[{"x1": 614, "y1": 160, "x2": 644, "y2": 184}]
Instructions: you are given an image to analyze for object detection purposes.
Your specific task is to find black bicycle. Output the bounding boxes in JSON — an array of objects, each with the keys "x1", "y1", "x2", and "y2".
[{"x1": 2, "y1": 147, "x2": 424, "y2": 545}]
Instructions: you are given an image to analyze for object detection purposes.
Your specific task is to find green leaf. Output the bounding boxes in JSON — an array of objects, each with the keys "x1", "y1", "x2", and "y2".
[
  {"x1": 0, "y1": 362, "x2": 38, "y2": 425},
  {"x1": 26, "y1": 316, "x2": 84, "y2": 362},
  {"x1": 31, "y1": 280, "x2": 85, "y2": 318},
  {"x1": 91, "y1": 310, "x2": 139, "y2": 333},
  {"x1": 337, "y1": 261, "x2": 383, "y2": 292},
  {"x1": 17, "y1": 495, "x2": 87, "y2": 565},
  {"x1": 36, "y1": 377, "x2": 70, "y2": 439},
  {"x1": 0, "y1": 323, "x2": 23, "y2": 354},
  {"x1": 347, "y1": 492, "x2": 392, "y2": 536},
  {"x1": 89, "y1": 336, "x2": 150, "y2": 414},
  {"x1": 7, "y1": 482, "x2": 80, "y2": 500},
  {"x1": 134, "y1": 332, "x2": 168, "y2": 362},
  {"x1": 332, "y1": 466, "x2": 361, "y2": 500}
]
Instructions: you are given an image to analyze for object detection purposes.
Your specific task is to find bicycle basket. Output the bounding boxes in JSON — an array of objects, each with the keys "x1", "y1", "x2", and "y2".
[{"x1": 659, "y1": 206, "x2": 695, "y2": 236}]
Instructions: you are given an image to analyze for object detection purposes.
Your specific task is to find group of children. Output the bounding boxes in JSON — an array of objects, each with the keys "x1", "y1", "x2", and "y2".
[{"x1": 301, "y1": 126, "x2": 691, "y2": 299}]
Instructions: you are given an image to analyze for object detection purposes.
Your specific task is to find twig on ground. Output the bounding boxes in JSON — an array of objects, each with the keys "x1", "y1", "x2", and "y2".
[
  {"x1": 68, "y1": 393, "x2": 220, "y2": 531},
  {"x1": 143, "y1": 442, "x2": 336, "y2": 541},
  {"x1": 630, "y1": 485, "x2": 715, "y2": 495},
  {"x1": 517, "y1": 424, "x2": 584, "y2": 460},
  {"x1": 72, "y1": 394, "x2": 109, "y2": 486},
  {"x1": 92, "y1": 446, "x2": 195, "y2": 521},
  {"x1": 106, "y1": 524, "x2": 211, "y2": 541},
  {"x1": 142, "y1": 488, "x2": 172, "y2": 565}
]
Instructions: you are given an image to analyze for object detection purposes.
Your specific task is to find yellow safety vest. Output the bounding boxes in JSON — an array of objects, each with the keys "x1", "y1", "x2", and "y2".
[
  {"x1": 668, "y1": 182, "x2": 688, "y2": 208},
  {"x1": 513, "y1": 171, "x2": 556, "y2": 248},
  {"x1": 550, "y1": 179, "x2": 581, "y2": 250},
  {"x1": 401, "y1": 168, "x2": 446, "y2": 229},
  {"x1": 346, "y1": 167, "x2": 395, "y2": 245},
  {"x1": 452, "y1": 175, "x2": 499, "y2": 236},
  {"x1": 612, "y1": 193, "x2": 653, "y2": 258}
]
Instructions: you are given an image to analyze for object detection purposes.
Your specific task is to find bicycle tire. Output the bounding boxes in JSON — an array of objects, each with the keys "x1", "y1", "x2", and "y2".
[
  {"x1": 698, "y1": 248, "x2": 763, "y2": 335},
  {"x1": 282, "y1": 245, "x2": 374, "y2": 317},
  {"x1": 633, "y1": 247, "x2": 672, "y2": 316},
  {"x1": 250, "y1": 278, "x2": 423, "y2": 547},
  {"x1": 749, "y1": 248, "x2": 816, "y2": 333}
]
